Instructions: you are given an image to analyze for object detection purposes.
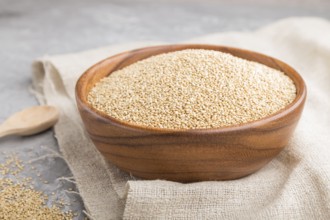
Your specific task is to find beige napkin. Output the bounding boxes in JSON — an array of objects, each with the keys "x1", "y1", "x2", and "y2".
[{"x1": 32, "y1": 17, "x2": 330, "y2": 220}]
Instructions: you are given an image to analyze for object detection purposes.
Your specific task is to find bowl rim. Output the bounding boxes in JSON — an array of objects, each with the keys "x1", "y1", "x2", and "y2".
[{"x1": 75, "y1": 44, "x2": 307, "y2": 134}]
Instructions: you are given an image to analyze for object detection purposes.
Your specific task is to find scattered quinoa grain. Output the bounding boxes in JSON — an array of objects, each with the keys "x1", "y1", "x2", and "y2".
[
  {"x1": 88, "y1": 49, "x2": 296, "y2": 129},
  {"x1": 0, "y1": 155, "x2": 73, "y2": 219}
]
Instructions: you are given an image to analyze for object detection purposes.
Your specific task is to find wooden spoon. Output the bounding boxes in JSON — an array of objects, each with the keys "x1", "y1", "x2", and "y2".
[{"x1": 0, "y1": 106, "x2": 59, "y2": 138}]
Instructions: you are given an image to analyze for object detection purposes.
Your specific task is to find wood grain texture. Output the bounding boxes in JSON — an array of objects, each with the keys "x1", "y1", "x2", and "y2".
[{"x1": 75, "y1": 44, "x2": 306, "y2": 182}]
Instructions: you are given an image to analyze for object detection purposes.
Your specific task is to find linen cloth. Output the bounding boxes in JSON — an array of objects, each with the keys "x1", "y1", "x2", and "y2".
[{"x1": 32, "y1": 17, "x2": 330, "y2": 220}]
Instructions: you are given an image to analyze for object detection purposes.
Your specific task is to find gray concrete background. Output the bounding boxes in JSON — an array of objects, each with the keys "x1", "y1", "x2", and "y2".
[{"x1": 0, "y1": 0, "x2": 329, "y2": 218}]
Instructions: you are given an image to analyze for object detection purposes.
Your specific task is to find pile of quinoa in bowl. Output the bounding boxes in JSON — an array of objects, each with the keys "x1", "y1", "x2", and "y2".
[{"x1": 87, "y1": 49, "x2": 296, "y2": 130}]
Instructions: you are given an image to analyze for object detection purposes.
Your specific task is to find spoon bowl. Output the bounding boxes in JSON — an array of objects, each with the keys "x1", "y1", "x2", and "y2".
[{"x1": 0, "y1": 106, "x2": 59, "y2": 138}]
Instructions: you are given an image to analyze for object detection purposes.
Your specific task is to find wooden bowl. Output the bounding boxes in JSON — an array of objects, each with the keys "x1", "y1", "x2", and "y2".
[{"x1": 75, "y1": 44, "x2": 306, "y2": 182}]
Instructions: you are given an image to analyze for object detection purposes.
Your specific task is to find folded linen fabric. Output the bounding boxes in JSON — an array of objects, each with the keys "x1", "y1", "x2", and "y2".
[{"x1": 32, "y1": 17, "x2": 330, "y2": 220}]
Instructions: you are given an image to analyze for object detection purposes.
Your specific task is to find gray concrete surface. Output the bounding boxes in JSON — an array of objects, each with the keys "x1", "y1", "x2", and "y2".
[{"x1": 0, "y1": 0, "x2": 329, "y2": 218}]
